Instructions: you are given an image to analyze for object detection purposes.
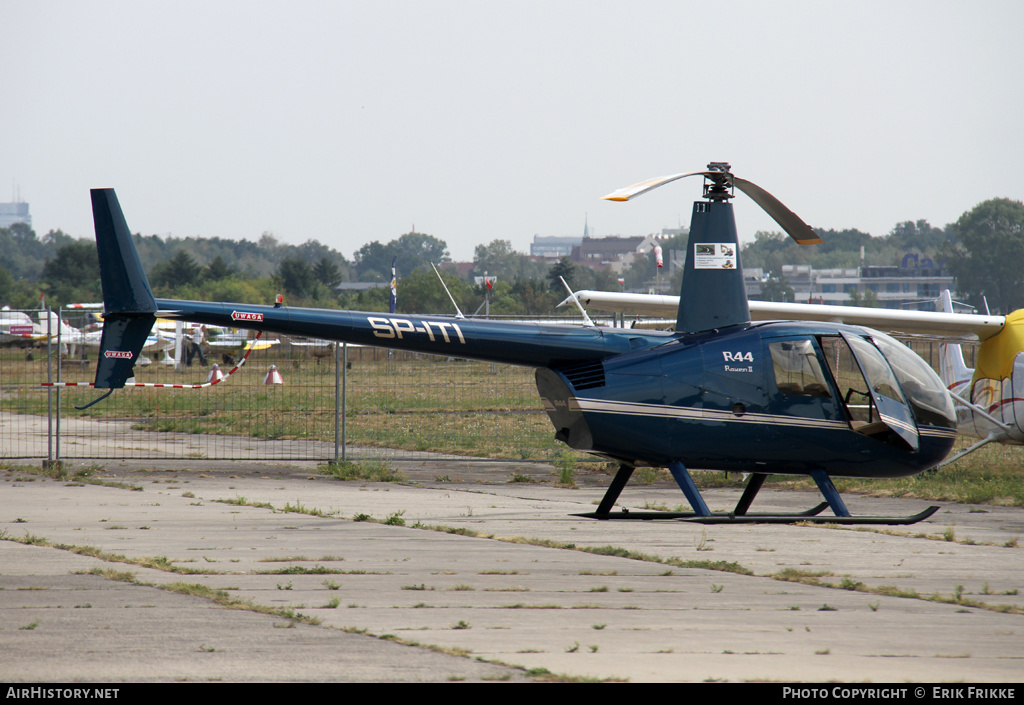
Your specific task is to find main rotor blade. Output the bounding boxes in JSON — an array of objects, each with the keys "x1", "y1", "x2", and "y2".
[
  {"x1": 604, "y1": 168, "x2": 823, "y2": 246},
  {"x1": 732, "y1": 177, "x2": 823, "y2": 245},
  {"x1": 602, "y1": 171, "x2": 710, "y2": 201}
]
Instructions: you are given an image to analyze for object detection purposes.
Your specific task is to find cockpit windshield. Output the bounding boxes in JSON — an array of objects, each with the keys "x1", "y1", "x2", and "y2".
[{"x1": 870, "y1": 332, "x2": 957, "y2": 429}]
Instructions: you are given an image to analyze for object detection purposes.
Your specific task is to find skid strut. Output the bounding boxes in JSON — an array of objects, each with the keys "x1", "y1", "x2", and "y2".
[{"x1": 579, "y1": 464, "x2": 937, "y2": 525}]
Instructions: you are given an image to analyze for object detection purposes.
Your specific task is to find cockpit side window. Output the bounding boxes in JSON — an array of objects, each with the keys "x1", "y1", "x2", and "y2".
[
  {"x1": 819, "y1": 336, "x2": 875, "y2": 425},
  {"x1": 819, "y1": 333, "x2": 924, "y2": 451},
  {"x1": 769, "y1": 340, "x2": 832, "y2": 398}
]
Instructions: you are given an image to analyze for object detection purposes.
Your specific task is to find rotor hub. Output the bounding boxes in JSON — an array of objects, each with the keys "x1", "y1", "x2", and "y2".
[{"x1": 703, "y1": 162, "x2": 734, "y2": 201}]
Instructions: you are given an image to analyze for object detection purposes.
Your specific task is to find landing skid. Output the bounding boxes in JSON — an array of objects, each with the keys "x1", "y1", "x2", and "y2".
[
  {"x1": 576, "y1": 501, "x2": 829, "y2": 521},
  {"x1": 582, "y1": 463, "x2": 940, "y2": 526},
  {"x1": 678, "y1": 506, "x2": 940, "y2": 525},
  {"x1": 577, "y1": 505, "x2": 939, "y2": 525}
]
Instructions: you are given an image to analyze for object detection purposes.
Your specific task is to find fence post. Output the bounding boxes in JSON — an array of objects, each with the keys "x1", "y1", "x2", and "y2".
[
  {"x1": 342, "y1": 343, "x2": 348, "y2": 462},
  {"x1": 334, "y1": 342, "x2": 340, "y2": 463},
  {"x1": 333, "y1": 341, "x2": 348, "y2": 463},
  {"x1": 46, "y1": 306, "x2": 53, "y2": 466},
  {"x1": 56, "y1": 307, "x2": 62, "y2": 464}
]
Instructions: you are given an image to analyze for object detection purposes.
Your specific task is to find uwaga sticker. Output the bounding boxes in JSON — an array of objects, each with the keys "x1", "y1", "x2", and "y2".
[
  {"x1": 694, "y1": 243, "x2": 736, "y2": 270},
  {"x1": 231, "y1": 311, "x2": 264, "y2": 322}
]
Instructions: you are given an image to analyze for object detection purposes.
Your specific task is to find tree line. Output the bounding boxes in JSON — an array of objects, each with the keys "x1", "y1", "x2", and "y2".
[
  {"x1": 2, "y1": 197, "x2": 1022, "y2": 315},
  {"x1": 740, "y1": 199, "x2": 1024, "y2": 313}
]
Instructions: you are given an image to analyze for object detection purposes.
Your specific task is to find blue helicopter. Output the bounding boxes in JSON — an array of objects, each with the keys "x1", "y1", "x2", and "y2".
[{"x1": 87, "y1": 163, "x2": 957, "y2": 524}]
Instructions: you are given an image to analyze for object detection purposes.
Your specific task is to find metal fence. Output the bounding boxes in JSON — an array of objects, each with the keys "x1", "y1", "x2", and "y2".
[
  {"x1": 0, "y1": 308, "x2": 975, "y2": 466},
  {"x1": 0, "y1": 308, "x2": 571, "y2": 465}
]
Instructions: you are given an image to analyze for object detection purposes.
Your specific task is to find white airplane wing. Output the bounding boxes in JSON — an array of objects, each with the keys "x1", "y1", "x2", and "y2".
[{"x1": 565, "y1": 290, "x2": 1006, "y2": 342}]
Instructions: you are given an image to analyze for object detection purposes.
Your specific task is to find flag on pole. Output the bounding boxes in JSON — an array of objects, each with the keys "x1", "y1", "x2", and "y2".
[{"x1": 389, "y1": 257, "x2": 397, "y2": 314}]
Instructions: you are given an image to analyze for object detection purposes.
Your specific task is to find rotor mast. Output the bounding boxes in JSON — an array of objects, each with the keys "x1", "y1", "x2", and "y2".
[{"x1": 674, "y1": 162, "x2": 750, "y2": 333}]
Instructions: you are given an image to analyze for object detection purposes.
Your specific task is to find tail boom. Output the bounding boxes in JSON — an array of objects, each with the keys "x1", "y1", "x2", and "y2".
[
  {"x1": 152, "y1": 299, "x2": 654, "y2": 368},
  {"x1": 89, "y1": 188, "x2": 665, "y2": 389}
]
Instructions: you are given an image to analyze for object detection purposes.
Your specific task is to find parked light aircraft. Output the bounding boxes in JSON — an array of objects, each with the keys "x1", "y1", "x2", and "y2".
[
  {"x1": 1, "y1": 305, "x2": 175, "y2": 364},
  {"x1": 0, "y1": 308, "x2": 103, "y2": 356},
  {"x1": 86, "y1": 164, "x2": 960, "y2": 524},
  {"x1": 937, "y1": 291, "x2": 1023, "y2": 461},
  {"x1": 0, "y1": 309, "x2": 42, "y2": 346}
]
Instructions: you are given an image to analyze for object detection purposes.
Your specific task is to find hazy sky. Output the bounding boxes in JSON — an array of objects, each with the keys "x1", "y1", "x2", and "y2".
[{"x1": 4, "y1": 1, "x2": 1023, "y2": 263}]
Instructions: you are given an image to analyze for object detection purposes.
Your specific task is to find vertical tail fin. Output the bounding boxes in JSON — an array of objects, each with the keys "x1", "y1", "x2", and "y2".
[
  {"x1": 90, "y1": 189, "x2": 157, "y2": 389},
  {"x1": 92, "y1": 189, "x2": 157, "y2": 313}
]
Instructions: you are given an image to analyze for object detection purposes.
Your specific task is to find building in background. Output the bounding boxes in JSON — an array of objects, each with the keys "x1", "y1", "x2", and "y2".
[
  {"x1": 745, "y1": 256, "x2": 954, "y2": 311},
  {"x1": 530, "y1": 235, "x2": 582, "y2": 259},
  {"x1": 0, "y1": 201, "x2": 31, "y2": 229}
]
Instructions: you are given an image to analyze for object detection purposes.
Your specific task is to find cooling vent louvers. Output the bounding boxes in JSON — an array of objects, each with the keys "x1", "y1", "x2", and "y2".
[{"x1": 559, "y1": 360, "x2": 606, "y2": 391}]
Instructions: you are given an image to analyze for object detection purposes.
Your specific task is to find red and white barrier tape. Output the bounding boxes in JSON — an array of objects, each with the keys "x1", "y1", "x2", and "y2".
[{"x1": 39, "y1": 332, "x2": 263, "y2": 390}]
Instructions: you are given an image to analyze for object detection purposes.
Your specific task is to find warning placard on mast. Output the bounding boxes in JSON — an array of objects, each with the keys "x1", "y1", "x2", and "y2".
[{"x1": 694, "y1": 243, "x2": 736, "y2": 270}]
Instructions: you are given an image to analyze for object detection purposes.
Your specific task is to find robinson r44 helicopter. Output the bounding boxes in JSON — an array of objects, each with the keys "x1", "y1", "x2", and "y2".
[{"x1": 87, "y1": 163, "x2": 958, "y2": 524}]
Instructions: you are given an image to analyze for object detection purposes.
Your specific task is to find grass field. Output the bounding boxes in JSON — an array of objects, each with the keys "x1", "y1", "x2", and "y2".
[{"x1": 2, "y1": 342, "x2": 1021, "y2": 506}]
